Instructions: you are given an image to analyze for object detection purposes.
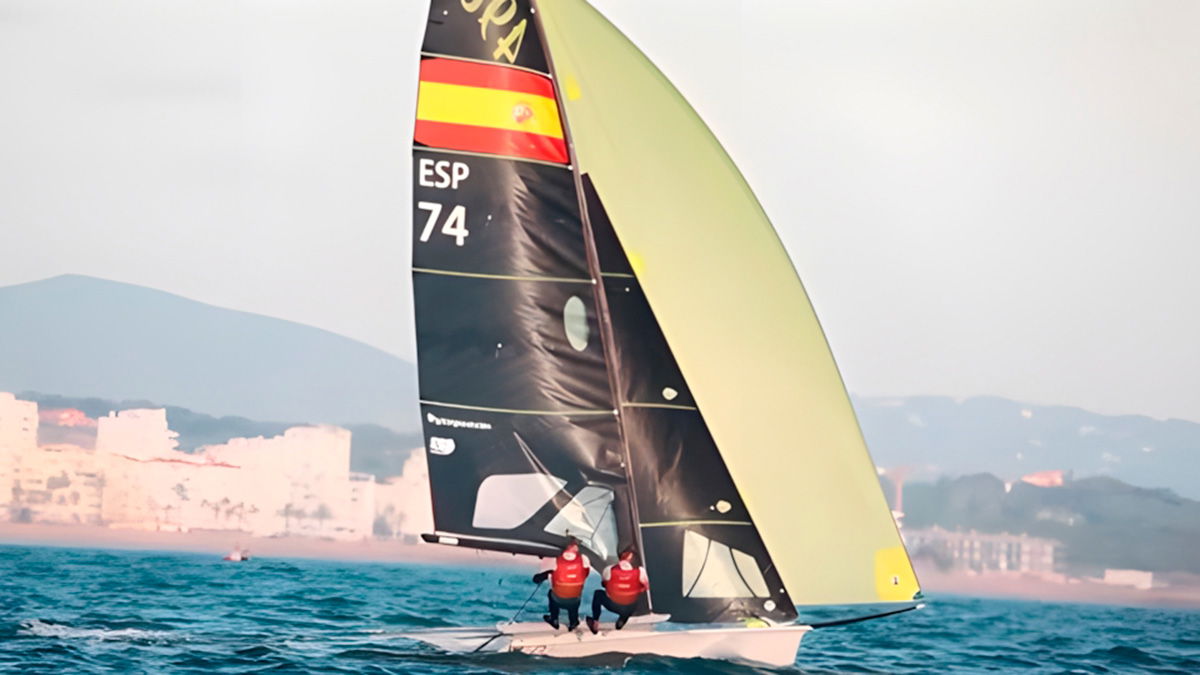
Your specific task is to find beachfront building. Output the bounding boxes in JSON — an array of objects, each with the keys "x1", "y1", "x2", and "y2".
[
  {"x1": 96, "y1": 408, "x2": 179, "y2": 460},
  {"x1": 373, "y1": 450, "x2": 432, "y2": 543},
  {"x1": 906, "y1": 526, "x2": 1059, "y2": 575},
  {"x1": 99, "y1": 424, "x2": 377, "y2": 540},
  {"x1": 7, "y1": 444, "x2": 104, "y2": 525},
  {"x1": 199, "y1": 426, "x2": 376, "y2": 540},
  {"x1": 1102, "y1": 568, "x2": 1154, "y2": 590},
  {"x1": 0, "y1": 392, "x2": 39, "y2": 522},
  {"x1": 0, "y1": 393, "x2": 380, "y2": 540}
]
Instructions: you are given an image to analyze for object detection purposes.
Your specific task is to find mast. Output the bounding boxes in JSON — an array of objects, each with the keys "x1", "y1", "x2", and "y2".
[{"x1": 529, "y1": 0, "x2": 649, "y2": 599}]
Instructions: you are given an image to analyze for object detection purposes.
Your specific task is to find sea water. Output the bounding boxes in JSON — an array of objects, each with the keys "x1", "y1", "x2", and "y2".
[{"x1": 2, "y1": 545, "x2": 1198, "y2": 673}]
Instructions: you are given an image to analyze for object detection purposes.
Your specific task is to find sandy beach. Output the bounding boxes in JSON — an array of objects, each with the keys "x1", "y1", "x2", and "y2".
[
  {"x1": 912, "y1": 562, "x2": 1200, "y2": 610},
  {"x1": 0, "y1": 522, "x2": 524, "y2": 568}
]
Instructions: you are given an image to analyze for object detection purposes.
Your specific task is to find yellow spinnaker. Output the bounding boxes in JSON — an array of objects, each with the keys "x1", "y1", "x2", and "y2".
[{"x1": 536, "y1": 1, "x2": 920, "y2": 606}]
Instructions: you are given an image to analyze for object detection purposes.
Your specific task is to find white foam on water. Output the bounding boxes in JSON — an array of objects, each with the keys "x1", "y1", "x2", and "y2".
[{"x1": 19, "y1": 619, "x2": 180, "y2": 643}]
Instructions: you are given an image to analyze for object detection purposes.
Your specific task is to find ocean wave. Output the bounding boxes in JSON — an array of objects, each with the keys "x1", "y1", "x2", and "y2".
[
  {"x1": 4, "y1": 546, "x2": 1199, "y2": 673},
  {"x1": 18, "y1": 619, "x2": 182, "y2": 644},
  {"x1": 375, "y1": 610, "x2": 457, "y2": 628}
]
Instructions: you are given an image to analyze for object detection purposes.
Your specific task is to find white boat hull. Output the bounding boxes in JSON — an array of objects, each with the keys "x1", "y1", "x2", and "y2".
[
  {"x1": 399, "y1": 617, "x2": 811, "y2": 668},
  {"x1": 508, "y1": 623, "x2": 810, "y2": 667}
]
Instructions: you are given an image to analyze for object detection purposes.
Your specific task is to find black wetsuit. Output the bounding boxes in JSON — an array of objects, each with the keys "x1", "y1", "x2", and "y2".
[
  {"x1": 547, "y1": 590, "x2": 580, "y2": 626},
  {"x1": 532, "y1": 570, "x2": 582, "y2": 629},
  {"x1": 590, "y1": 589, "x2": 637, "y2": 627}
]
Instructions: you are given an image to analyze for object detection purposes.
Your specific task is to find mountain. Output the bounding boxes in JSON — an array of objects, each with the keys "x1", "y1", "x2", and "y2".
[
  {"x1": 5, "y1": 276, "x2": 1196, "y2": 497},
  {"x1": 0, "y1": 275, "x2": 418, "y2": 432},
  {"x1": 893, "y1": 473, "x2": 1200, "y2": 575},
  {"x1": 855, "y1": 395, "x2": 1200, "y2": 500}
]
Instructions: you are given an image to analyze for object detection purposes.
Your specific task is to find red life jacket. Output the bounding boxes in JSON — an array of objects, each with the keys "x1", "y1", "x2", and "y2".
[
  {"x1": 550, "y1": 551, "x2": 587, "y2": 599},
  {"x1": 604, "y1": 562, "x2": 645, "y2": 605}
]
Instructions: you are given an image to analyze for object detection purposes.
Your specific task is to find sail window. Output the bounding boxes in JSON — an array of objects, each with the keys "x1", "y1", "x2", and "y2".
[
  {"x1": 543, "y1": 485, "x2": 617, "y2": 559},
  {"x1": 472, "y1": 473, "x2": 566, "y2": 530},
  {"x1": 563, "y1": 296, "x2": 589, "y2": 351},
  {"x1": 680, "y1": 530, "x2": 771, "y2": 598}
]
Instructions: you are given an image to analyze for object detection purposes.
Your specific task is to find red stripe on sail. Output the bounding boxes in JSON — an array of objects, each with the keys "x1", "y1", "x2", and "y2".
[
  {"x1": 419, "y1": 58, "x2": 556, "y2": 99},
  {"x1": 415, "y1": 120, "x2": 568, "y2": 164}
]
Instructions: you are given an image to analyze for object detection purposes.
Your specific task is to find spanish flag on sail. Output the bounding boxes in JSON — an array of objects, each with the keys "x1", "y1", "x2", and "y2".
[{"x1": 415, "y1": 58, "x2": 568, "y2": 164}]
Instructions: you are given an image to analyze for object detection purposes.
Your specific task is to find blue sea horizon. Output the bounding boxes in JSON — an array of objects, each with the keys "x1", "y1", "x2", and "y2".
[{"x1": 2, "y1": 544, "x2": 1197, "y2": 673}]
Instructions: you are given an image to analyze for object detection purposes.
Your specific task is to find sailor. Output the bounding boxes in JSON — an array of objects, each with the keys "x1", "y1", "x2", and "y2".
[
  {"x1": 586, "y1": 548, "x2": 649, "y2": 634},
  {"x1": 531, "y1": 539, "x2": 589, "y2": 631}
]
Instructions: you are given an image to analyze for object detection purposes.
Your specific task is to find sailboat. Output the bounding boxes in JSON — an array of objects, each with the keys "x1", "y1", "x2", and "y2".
[{"x1": 403, "y1": 0, "x2": 922, "y2": 667}]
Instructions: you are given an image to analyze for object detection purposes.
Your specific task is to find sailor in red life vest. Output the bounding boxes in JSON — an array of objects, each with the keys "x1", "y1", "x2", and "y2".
[
  {"x1": 531, "y1": 539, "x2": 590, "y2": 631},
  {"x1": 585, "y1": 547, "x2": 649, "y2": 634}
]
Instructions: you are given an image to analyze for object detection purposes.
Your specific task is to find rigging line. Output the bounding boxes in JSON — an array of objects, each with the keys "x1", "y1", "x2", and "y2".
[
  {"x1": 412, "y1": 267, "x2": 592, "y2": 284},
  {"x1": 600, "y1": 272, "x2": 635, "y2": 278},
  {"x1": 420, "y1": 399, "x2": 615, "y2": 416},
  {"x1": 621, "y1": 402, "x2": 698, "y2": 411},
  {"x1": 470, "y1": 632, "x2": 503, "y2": 654},
  {"x1": 505, "y1": 581, "x2": 544, "y2": 626},
  {"x1": 639, "y1": 520, "x2": 753, "y2": 528},
  {"x1": 509, "y1": 432, "x2": 578, "y2": 525},
  {"x1": 414, "y1": 145, "x2": 571, "y2": 170},
  {"x1": 511, "y1": 431, "x2": 558, "y2": 491},
  {"x1": 808, "y1": 603, "x2": 925, "y2": 629}
]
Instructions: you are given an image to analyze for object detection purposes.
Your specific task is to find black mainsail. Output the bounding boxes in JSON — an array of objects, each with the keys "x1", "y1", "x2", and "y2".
[{"x1": 414, "y1": 0, "x2": 632, "y2": 565}]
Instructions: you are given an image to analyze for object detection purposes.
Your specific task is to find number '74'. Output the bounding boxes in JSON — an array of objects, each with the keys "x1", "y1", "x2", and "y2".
[{"x1": 417, "y1": 202, "x2": 470, "y2": 247}]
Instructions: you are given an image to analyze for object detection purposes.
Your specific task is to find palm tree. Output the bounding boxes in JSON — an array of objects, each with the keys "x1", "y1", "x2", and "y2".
[
  {"x1": 314, "y1": 504, "x2": 332, "y2": 532},
  {"x1": 279, "y1": 503, "x2": 302, "y2": 532}
]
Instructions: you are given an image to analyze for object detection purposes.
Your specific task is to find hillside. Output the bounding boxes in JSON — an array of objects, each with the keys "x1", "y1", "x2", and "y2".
[
  {"x1": 892, "y1": 473, "x2": 1200, "y2": 575},
  {"x1": 4, "y1": 276, "x2": 1197, "y2": 498},
  {"x1": 0, "y1": 275, "x2": 418, "y2": 432},
  {"x1": 856, "y1": 395, "x2": 1200, "y2": 499}
]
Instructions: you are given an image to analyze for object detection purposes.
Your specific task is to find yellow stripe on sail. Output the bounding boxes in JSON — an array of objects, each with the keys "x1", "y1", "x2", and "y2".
[{"x1": 416, "y1": 81, "x2": 564, "y2": 138}]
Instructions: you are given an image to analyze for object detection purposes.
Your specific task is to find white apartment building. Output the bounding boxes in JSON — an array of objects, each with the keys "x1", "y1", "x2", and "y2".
[
  {"x1": 0, "y1": 392, "x2": 39, "y2": 521},
  {"x1": 2, "y1": 393, "x2": 378, "y2": 540},
  {"x1": 906, "y1": 526, "x2": 1059, "y2": 574}
]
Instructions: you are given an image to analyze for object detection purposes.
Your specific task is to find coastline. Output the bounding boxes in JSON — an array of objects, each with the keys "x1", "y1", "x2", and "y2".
[
  {"x1": 912, "y1": 562, "x2": 1200, "y2": 610},
  {"x1": 4, "y1": 522, "x2": 1198, "y2": 610},
  {"x1": 0, "y1": 522, "x2": 525, "y2": 569}
]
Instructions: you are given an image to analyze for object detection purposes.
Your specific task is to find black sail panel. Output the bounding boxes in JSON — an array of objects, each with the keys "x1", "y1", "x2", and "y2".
[
  {"x1": 621, "y1": 407, "x2": 795, "y2": 623},
  {"x1": 586, "y1": 175, "x2": 796, "y2": 623},
  {"x1": 420, "y1": 404, "x2": 629, "y2": 560},
  {"x1": 412, "y1": 0, "x2": 633, "y2": 565},
  {"x1": 413, "y1": 149, "x2": 588, "y2": 279},
  {"x1": 422, "y1": 0, "x2": 548, "y2": 74},
  {"x1": 414, "y1": 274, "x2": 611, "y2": 412}
]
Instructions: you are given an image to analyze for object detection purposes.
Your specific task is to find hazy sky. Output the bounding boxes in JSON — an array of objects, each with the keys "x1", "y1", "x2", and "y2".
[{"x1": 2, "y1": 0, "x2": 1197, "y2": 422}]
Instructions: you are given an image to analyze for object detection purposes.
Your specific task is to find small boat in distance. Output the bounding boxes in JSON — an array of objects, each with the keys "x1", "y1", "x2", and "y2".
[
  {"x1": 402, "y1": 0, "x2": 922, "y2": 667},
  {"x1": 223, "y1": 546, "x2": 250, "y2": 562}
]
